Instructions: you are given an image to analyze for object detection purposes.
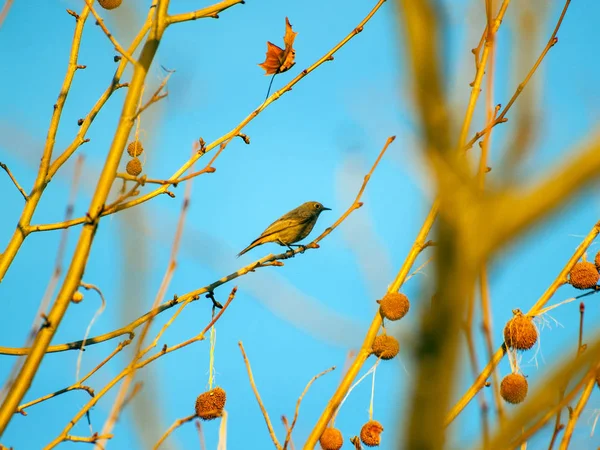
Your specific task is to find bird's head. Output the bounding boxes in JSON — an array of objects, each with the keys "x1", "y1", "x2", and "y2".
[{"x1": 307, "y1": 201, "x2": 331, "y2": 216}]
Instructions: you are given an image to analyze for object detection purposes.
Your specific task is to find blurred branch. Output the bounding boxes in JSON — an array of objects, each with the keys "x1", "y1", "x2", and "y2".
[
  {"x1": 239, "y1": 342, "x2": 282, "y2": 450},
  {"x1": 394, "y1": 1, "x2": 468, "y2": 448},
  {"x1": 167, "y1": 0, "x2": 245, "y2": 24},
  {"x1": 153, "y1": 414, "x2": 197, "y2": 450},
  {"x1": 283, "y1": 366, "x2": 335, "y2": 450},
  {"x1": 0, "y1": 162, "x2": 27, "y2": 200},
  {"x1": 0, "y1": 0, "x2": 14, "y2": 29},
  {"x1": 482, "y1": 139, "x2": 600, "y2": 258}
]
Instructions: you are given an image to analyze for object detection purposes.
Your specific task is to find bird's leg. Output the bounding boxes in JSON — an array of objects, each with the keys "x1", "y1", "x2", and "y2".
[
  {"x1": 289, "y1": 244, "x2": 307, "y2": 254},
  {"x1": 278, "y1": 240, "x2": 296, "y2": 257}
]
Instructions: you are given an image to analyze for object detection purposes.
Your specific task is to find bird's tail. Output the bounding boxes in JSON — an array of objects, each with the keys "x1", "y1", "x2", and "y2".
[{"x1": 237, "y1": 239, "x2": 262, "y2": 257}]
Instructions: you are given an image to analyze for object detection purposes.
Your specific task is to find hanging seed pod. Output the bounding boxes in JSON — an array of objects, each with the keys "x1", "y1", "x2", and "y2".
[
  {"x1": 372, "y1": 335, "x2": 399, "y2": 360},
  {"x1": 503, "y1": 310, "x2": 538, "y2": 351},
  {"x1": 126, "y1": 158, "x2": 143, "y2": 176},
  {"x1": 98, "y1": 0, "x2": 122, "y2": 10},
  {"x1": 569, "y1": 261, "x2": 599, "y2": 290},
  {"x1": 360, "y1": 420, "x2": 383, "y2": 447},
  {"x1": 127, "y1": 140, "x2": 144, "y2": 157},
  {"x1": 500, "y1": 373, "x2": 528, "y2": 404},
  {"x1": 195, "y1": 387, "x2": 226, "y2": 420},
  {"x1": 378, "y1": 292, "x2": 410, "y2": 321},
  {"x1": 319, "y1": 427, "x2": 343, "y2": 450}
]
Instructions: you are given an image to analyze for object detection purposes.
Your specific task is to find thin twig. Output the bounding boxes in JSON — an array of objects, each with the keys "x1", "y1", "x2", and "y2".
[
  {"x1": 195, "y1": 419, "x2": 206, "y2": 450},
  {"x1": 0, "y1": 162, "x2": 27, "y2": 200},
  {"x1": 134, "y1": 68, "x2": 175, "y2": 118},
  {"x1": 75, "y1": 282, "x2": 107, "y2": 381},
  {"x1": 283, "y1": 366, "x2": 335, "y2": 449},
  {"x1": 281, "y1": 417, "x2": 295, "y2": 450},
  {"x1": 84, "y1": 0, "x2": 137, "y2": 65},
  {"x1": 238, "y1": 342, "x2": 282, "y2": 450},
  {"x1": 464, "y1": 0, "x2": 571, "y2": 151},
  {"x1": 167, "y1": 0, "x2": 244, "y2": 24},
  {"x1": 558, "y1": 374, "x2": 595, "y2": 449},
  {"x1": 153, "y1": 414, "x2": 197, "y2": 450}
]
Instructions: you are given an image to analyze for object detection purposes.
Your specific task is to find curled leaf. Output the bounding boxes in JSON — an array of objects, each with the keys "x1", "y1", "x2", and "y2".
[{"x1": 258, "y1": 17, "x2": 297, "y2": 75}]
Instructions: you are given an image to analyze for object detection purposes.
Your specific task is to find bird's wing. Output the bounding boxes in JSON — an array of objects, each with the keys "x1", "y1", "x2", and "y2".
[{"x1": 257, "y1": 215, "x2": 313, "y2": 241}]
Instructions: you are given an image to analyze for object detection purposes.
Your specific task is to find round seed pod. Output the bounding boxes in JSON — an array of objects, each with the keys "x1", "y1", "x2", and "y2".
[
  {"x1": 372, "y1": 335, "x2": 399, "y2": 360},
  {"x1": 378, "y1": 292, "x2": 410, "y2": 321},
  {"x1": 569, "y1": 261, "x2": 599, "y2": 290},
  {"x1": 595, "y1": 251, "x2": 600, "y2": 272},
  {"x1": 127, "y1": 140, "x2": 144, "y2": 157},
  {"x1": 195, "y1": 387, "x2": 226, "y2": 420},
  {"x1": 71, "y1": 291, "x2": 84, "y2": 304},
  {"x1": 503, "y1": 311, "x2": 537, "y2": 351},
  {"x1": 126, "y1": 158, "x2": 142, "y2": 176},
  {"x1": 319, "y1": 427, "x2": 343, "y2": 450},
  {"x1": 98, "y1": 0, "x2": 122, "y2": 10},
  {"x1": 500, "y1": 373, "x2": 528, "y2": 404},
  {"x1": 360, "y1": 420, "x2": 383, "y2": 447}
]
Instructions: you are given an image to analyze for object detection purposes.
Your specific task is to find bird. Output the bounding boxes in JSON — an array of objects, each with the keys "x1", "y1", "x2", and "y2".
[{"x1": 237, "y1": 201, "x2": 331, "y2": 257}]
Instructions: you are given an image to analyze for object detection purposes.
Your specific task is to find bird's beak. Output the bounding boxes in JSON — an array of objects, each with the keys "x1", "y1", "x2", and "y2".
[{"x1": 323, "y1": 206, "x2": 332, "y2": 211}]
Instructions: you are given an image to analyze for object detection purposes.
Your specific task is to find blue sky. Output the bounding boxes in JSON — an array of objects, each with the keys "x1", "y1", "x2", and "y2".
[{"x1": 2, "y1": 0, "x2": 600, "y2": 448}]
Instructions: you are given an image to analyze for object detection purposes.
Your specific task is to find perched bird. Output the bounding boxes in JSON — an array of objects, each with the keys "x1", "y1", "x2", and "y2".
[{"x1": 237, "y1": 201, "x2": 331, "y2": 257}]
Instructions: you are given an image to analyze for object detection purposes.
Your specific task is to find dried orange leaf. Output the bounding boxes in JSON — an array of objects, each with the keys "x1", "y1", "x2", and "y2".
[{"x1": 258, "y1": 17, "x2": 297, "y2": 75}]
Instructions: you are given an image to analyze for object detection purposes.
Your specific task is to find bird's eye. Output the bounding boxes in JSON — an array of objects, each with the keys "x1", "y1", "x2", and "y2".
[{"x1": 314, "y1": 203, "x2": 320, "y2": 209}]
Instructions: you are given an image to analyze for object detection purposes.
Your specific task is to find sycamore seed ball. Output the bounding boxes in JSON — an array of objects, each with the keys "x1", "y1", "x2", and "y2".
[
  {"x1": 500, "y1": 373, "x2": 528, "y2": 404},
  {"x1": 378, "y1": 292, "x2": 410, "y2": 321},
  {"x1": 360, "y1": 420, "x2": 384, "y2": 447},
  {"x1": 372, "y1": 335, "x2": 399, "y2": 360},
  {"x1": 71, "y1": 291, "x2": 84, "y2": 304},
  {"x1": 503, "y1": 312, "x2": 538, "y2": 351},
  {"x1": 126, "y1": 158, "x2": 142, "y2": 177},
  {"x1": 98, "y1": 0, "x2": 122, "y2": 10},
  {"x1": 127, "y1": 140, "x2": 144, "y2": 157},
  {"x1": 195, "y1": 387, "x2": 226, "y2": 420},
  {"x1": 569, "y1": 261, "x2": 599, "y2": 290},
  {"x1": 319, "y1": 427, "x2": 343, "y2": 450}
]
